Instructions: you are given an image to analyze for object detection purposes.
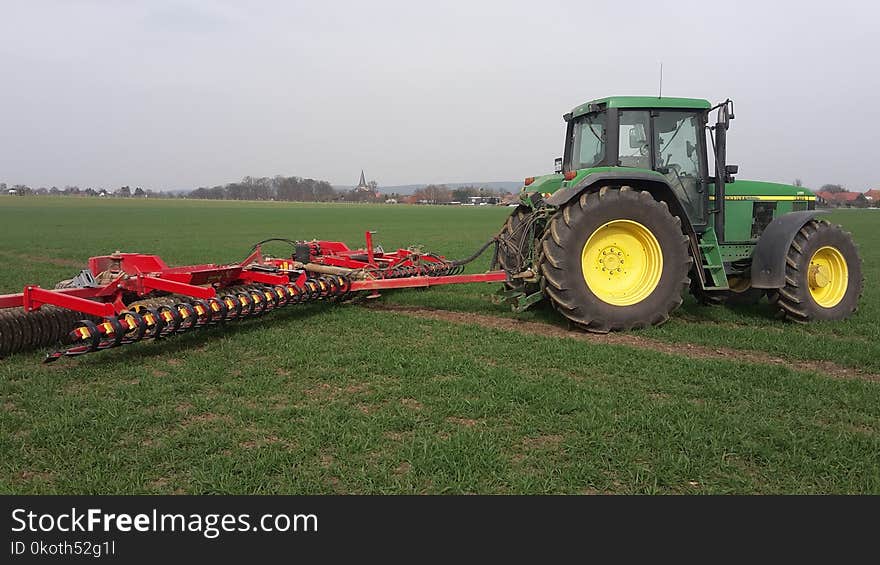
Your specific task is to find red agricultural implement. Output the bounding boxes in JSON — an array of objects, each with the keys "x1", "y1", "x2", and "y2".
[{"x1": 0, "y1": 232, "x2": 507, "y2": 362}]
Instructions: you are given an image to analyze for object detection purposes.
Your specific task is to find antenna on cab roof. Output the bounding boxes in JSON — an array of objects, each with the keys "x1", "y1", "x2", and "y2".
[{"x1": 658, "y1": 62, "x2": 663, "y2": 99}]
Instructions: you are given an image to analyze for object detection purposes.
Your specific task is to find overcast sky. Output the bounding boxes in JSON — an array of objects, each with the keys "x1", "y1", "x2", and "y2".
[{"x1": 1, "y1": 0, "x2": 877, "y2": 191}]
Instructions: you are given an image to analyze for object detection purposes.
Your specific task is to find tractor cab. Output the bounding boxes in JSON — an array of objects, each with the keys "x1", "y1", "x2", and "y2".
[{"x1": 562, "y1": 96, "x2": 714, "y2": 230}]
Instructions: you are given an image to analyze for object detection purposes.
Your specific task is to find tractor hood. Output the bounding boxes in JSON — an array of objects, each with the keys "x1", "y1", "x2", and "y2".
[
  {"x1": 723, "y1": 180, "x2": 816, "y2": 201},
  {"x1": 519, "y1": 173, "x2": 564, "y2": 205}
]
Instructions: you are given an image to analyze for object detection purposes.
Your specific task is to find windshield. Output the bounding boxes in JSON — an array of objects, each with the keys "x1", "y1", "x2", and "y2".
[{"x1": 571, "y1": 112, "x2": 607, "y2": 169}]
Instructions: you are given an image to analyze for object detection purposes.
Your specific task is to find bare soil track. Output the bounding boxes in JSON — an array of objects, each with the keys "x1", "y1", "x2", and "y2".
[{"x1": 365, "y1": 304, "x2": 879, "y2": 383}]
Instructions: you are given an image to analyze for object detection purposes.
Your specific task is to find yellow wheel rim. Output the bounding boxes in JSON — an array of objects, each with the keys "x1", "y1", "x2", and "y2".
[
  {"x1": 581, "y1": 219, "x2": 663, "y2": 306},
  {"x1": 808, "y1": 246, "x2": 848, "y2": 308}
]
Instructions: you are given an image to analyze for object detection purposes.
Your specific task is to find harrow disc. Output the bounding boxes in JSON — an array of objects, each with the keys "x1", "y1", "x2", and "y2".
[{"x1": 0, "y1": 306, "x2": 91, "y2": 357}]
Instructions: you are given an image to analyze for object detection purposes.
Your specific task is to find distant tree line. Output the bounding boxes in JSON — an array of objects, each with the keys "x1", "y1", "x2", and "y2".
[
  {"x1": 189, "y1": 175, "x2": 341, "y2": 202},
  {"x1": 0, "y1": 182, "x2": 176, "y2": 198},
  {"x1": 408, "y1": 185, "x2": 509, "y2": 204},
  {"x1": 188, "y1": 176, "x2": 337, "y2": 202},
  {"x1": 1, "y1": 177, "x2": 515, "y2": 205}
]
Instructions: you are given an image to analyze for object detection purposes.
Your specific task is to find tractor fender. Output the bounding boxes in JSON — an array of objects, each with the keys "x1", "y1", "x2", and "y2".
[
  {"x1": 750, "y1": 210, "x2": 827, "y2": 289},
  {"x1": 544, "y1": 170, "x2": 696, "y2": 236}
]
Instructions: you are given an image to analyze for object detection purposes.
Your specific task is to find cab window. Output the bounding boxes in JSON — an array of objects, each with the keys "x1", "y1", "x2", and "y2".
[
  {"x1": 654, "y1": 111, "x2": 705, "y2": 224},
  {"x1": 571, "y1": 112, "x2": 607, "y2": 169},
  {"x1": 618, "y1": 111, "x2": 652, "y2": 169}
]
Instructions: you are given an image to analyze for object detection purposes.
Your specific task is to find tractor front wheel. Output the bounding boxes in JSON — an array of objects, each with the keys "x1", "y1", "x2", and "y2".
[
  {"x1": 771, "y1": 219, "x2": 862, "y2": 322},
  {"x1": 540, "y1": 186, "x2": 691, "y2": 332}
]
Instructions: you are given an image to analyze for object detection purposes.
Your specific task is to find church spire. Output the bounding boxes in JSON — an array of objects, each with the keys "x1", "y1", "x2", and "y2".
[{"x1": 357, "y1": 170, "x2": 367, "y2": 189}]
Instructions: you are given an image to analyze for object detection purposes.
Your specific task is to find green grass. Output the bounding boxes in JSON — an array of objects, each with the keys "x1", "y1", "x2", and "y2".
[{"x1": 1, "y1": 197, "x2": 878, "y2": 494}]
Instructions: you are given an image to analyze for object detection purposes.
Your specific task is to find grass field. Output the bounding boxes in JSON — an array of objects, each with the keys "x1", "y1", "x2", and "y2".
[{"x1": 1, "y1": 196, "x2": 878, "y2": 494}]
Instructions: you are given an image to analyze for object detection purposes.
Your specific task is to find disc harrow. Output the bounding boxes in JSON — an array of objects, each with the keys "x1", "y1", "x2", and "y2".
[
  {"x1": 44, "y1": 276, "x2": 350, "y2": 362},
  {"x1": 0, "y1": 231, "x2": 507, "y2": 362}
]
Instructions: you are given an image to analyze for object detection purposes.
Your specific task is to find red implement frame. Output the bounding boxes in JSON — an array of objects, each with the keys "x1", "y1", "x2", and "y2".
[{"x1": 0, "y1": 232, "x2": 507, "y2": 319}]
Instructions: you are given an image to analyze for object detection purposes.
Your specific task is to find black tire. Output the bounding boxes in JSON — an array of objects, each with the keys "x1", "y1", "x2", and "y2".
[
  {"x1": 540, "y1": 186, "x2": 692, "y2": 332},
  {"x1": 497, "y1": 206, "x2": 535, "y2": 273},
  {"x1": 0, "y1": 311, "x2": 16, "y2": 357},
  {"x1": 771, "y1": 219, "x2": 862, "y2": 322},
  {"x1": 497, "y1": 206, "x2": 541, "y2": 293}
]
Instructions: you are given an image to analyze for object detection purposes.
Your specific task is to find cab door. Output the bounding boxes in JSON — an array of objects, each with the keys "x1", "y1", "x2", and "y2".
[{"x1": 651, "y1": 111, "x2": 708, "y2": 230}]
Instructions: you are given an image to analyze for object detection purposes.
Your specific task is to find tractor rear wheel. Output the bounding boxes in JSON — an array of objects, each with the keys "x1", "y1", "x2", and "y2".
[
  {"x1": 539, "y1": 186, "x2": 692, "y2": 332},
  {"x1": 771, "y1": 219, "x2": 862, "y2": 322}
]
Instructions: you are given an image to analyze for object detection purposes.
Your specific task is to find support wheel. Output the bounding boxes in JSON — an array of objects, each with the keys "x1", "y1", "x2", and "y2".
[
  {"x1": 771, "y1": 219, "x2": 862, "y2": 322},
  {"x1": 540, "y1": 186, "x2": 691, "y2": 332}
]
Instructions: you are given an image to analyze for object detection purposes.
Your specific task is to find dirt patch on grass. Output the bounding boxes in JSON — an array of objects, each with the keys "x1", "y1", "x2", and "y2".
[
  {"x1": 367, "y1": 305, "x2": 880, "y2": 383},
  {"x1": 186, "y1": 413, "x2": 229, "y2": 424},
  {"x1": 522, "y1": 434, "x2": 564, "y2": 448},
  {"x1": 345, "y1": 383, "x2": 371, "y2": 394},
  {"x1": 19, "y1": 470, "x2": 54, "y2": 482},
  {"x1": 356, "y1": 402, "x2": 383, "y2": 415},
  {"x1": 302, "y1": 382, "x2": 371, "y2": 402},
  {"x1": 400, "y1": 398, "x2": 423, "y2": 411},
  {"x1": 303, "y1": 383, "x2": 336, "y2": 398},
  {"x1": 177, "y1": 406, "x2": 232, "y2": 427},
  {"x1": 146, "y1": 477, "x2": 186, "y2": 494},
  {"x1": 446, "y1": 416, "x2": 482, "y2": 427},
  {"x1": 240, "y1": 435, "x2": 286, "y2": 449}
]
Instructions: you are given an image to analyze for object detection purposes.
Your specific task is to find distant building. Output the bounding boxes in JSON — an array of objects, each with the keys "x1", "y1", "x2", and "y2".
[
  {"x1": 354, "y1": 170, "x2": 372, "y2": 193},
  {"x1": 816, "y1": 191, "x2": 868, "y2": 208},
  {"x1": 467, "y1": 195, "x2": 501, "y2": 206},
  {"x1": 864, "y1": 189, "x2": 880, "y2": 203}
]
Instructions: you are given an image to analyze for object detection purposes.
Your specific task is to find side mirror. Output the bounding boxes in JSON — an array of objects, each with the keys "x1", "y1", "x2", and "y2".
[
  {"x1": 554, "y1": 157, "x2": 563, "y2": 174},
  {"x1": 725, "y1": 164, "x2": 738, "y2": 182},
  {"x1": 628, "y1": 125, "x2": 647, "y2": 149}
]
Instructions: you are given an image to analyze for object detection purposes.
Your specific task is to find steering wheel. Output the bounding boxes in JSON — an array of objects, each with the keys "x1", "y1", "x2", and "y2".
[{"x1": 638, "y1": 143, "x2": 649, "y2": 156}]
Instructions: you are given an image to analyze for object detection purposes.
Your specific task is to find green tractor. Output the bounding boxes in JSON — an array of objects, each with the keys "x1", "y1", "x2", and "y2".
[{"x1": 496, "y1": 96, "x2": 862, "y2": 331}]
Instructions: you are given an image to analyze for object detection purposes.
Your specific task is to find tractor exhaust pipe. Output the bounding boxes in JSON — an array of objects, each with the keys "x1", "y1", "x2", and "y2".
[
  {"x1": 714, "y1": 119, "x2": 726, "y2": 243},
  {"x1": 711, "y1": 99, "x2": 734, "y2": 244}
]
